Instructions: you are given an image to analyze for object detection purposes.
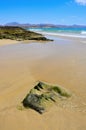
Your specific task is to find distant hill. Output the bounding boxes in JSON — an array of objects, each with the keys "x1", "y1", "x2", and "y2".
[
  {"x1": 5, "y1": 22, "x2": 20, "y2": 26},
  {"x1": 4, "y1": 22, "x2": 86, "y2": 28},
  {"x1": 5, "y1": 22, "x2": 31, "y2": 27}
]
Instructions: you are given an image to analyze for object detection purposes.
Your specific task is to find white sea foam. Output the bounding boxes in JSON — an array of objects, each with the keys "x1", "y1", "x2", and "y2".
[
  {"x1": 81, "y1": 31, "x2": 86, "y2": 34},
  {"x1": 37, "y1": 31, "x2": 86, "y2": 38},
  {"x1": 29, "y1": 29, "x2": 86, "y2": 39},
  {"x1": 29, "y1": 29, "x2": 43, "y2": 32}
]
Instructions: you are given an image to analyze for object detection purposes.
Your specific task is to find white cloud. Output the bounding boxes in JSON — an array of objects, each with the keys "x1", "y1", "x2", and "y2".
[{"x1": 75, "y1": 0, "x2": 86, "y2": 5}]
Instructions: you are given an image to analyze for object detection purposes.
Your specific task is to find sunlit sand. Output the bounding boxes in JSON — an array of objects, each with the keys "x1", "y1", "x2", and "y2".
[
  {"x1": 0, "y1": 39, "x2": 19, "y2": 46},
  {"x1": 0, "y1": 37, "x2": 86, "y2": 130}
]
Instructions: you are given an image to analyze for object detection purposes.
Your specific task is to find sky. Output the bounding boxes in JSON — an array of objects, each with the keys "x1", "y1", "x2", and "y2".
[{"x1": 0, "y1": 0, "x2": 86, "y2": 25}]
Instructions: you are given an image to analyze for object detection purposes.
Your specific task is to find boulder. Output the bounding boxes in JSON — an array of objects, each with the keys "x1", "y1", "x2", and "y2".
[{"x1": 22, "y1": 81, "x2": 71, "y2": 114}]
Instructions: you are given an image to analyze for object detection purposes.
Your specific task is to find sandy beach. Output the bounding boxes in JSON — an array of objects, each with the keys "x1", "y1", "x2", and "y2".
[
  {"x1": 0, "y1": 37, "x2": 86, "y2": 130},
  {"x1": 0, "y1": 39, "x2": 19, "y2": 46}
]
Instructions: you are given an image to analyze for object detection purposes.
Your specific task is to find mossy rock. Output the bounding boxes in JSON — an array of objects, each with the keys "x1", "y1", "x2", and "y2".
[
  {"x1": 0, "y1": 26, "x2": 53, "y2": 41},
  {"x1": 22, "y1": 81, "x2": 71, "y2": 114}
]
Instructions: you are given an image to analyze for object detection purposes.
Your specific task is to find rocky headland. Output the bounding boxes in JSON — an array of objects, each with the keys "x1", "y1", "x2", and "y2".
[{"x1": 0, "y1": 26, "x2": 52, "y2": 41}]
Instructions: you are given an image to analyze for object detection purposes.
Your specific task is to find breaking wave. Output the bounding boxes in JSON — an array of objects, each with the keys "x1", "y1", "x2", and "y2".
[
  {"x1": 81, "y1": 31, "x2": 86, "y2": 35},
  {"x1": 29, "y1": 28, "x2": 86, "y2": 38}
]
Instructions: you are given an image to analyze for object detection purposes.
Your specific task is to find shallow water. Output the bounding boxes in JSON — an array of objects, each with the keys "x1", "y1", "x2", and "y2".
[{"x1": 29, "y1": 27, "x2": 86, "y2": 38}]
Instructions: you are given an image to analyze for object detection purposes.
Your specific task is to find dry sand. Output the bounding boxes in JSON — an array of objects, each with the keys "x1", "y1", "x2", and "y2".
[
  {"x1": 0, "y1": 37, "x2": 86, "y2": 130},
  {"x1": 0, "y1": 39, "x2": 19, "y2": 46}
]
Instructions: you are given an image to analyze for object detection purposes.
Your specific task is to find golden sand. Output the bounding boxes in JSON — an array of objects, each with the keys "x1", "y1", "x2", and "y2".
[
  {"x1": 0, "y1": 39, "x2": 19, "y2": 46},
  {"x1": 0, "y1": 38, "x2": 86, "y2": 130}
]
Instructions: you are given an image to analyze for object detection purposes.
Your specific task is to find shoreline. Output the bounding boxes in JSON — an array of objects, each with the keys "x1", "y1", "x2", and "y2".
[
  {"x1": 0, "y1": 31, "x2": 86, "y2": 47},
  {"x1": 0, "y1": 39, "x2": 52, "y2": 47},
  {"x1": 32, "y1": 31, "x2": 86, "y2": 42}
]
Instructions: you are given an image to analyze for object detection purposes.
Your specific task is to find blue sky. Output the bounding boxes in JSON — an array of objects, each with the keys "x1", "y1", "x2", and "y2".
[{"x1": 0, "y1": 0, "x2": 86, "y2": 25}]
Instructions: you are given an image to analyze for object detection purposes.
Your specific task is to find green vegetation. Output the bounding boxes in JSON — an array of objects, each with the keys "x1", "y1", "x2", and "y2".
[
  {"x1": 22, "y1": 81, "x2": 71, "y2": 114},
  {"x1": 0, "y1": 26, "x2": 53, "y2": 41},
  {"x1": 51, "y1": 86, "x2": 71, "y2": 97}
]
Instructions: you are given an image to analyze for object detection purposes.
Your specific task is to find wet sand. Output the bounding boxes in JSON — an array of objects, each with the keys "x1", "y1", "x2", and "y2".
[{"x1": 0, "y1": 37, "x2": 86, "y2": 130}]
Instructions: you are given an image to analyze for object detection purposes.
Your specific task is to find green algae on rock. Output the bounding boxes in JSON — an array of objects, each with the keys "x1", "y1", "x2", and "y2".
[{"x1": 22, "y1": 81, "x2": 71, "y2": 114}]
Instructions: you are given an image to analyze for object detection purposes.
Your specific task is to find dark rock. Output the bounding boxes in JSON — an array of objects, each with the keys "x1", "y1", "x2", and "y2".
[
  {"x1": 0, "y1": 26, "x2": 53, "y2": 41},
  {"x1": 23, "y1": 94, "x2": 45, "y2": 114},
  {"x1": 22, "y1": 81, "x2": 71, "y2": 114}
]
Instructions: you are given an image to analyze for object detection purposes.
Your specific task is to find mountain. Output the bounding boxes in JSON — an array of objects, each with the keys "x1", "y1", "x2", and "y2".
[
  {"x1": 5, "y1": 22, "x2": 31, "y2": 27},
  {"x1": 4, "y1": 22, "x2": 86, "y2": 28},
  {"x1": 5, "y1": 22, "x2": 20, "y2": 26}
]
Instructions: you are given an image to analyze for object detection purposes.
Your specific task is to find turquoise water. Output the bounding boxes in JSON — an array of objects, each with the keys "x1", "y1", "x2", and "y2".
[{"x1": 28, "y1": 27, "x2": 86, "y2": 38}]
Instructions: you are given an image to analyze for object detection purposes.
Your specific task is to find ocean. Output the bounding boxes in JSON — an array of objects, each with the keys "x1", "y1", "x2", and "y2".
[{"x1": 28, "y1": 27, "x2": 86, "y2": 39}]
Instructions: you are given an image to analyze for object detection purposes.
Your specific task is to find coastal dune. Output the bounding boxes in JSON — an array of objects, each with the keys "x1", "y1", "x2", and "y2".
[{"x1": 0, "y1": 37, "x2": 86, "y2": 130}]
